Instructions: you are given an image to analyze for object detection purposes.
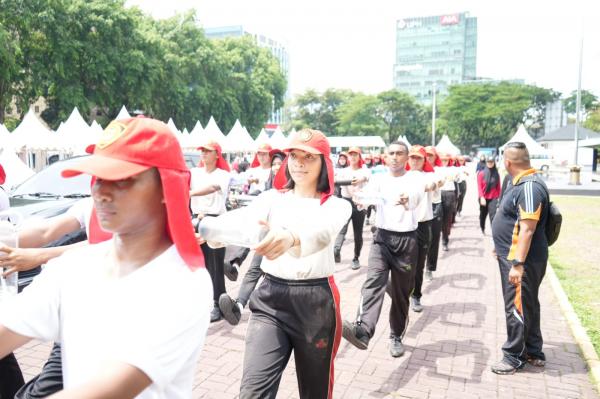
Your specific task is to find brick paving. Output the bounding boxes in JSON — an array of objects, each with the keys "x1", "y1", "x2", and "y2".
[{"x1": 14, "y1": 178, "x2": 599, "y2": 398}]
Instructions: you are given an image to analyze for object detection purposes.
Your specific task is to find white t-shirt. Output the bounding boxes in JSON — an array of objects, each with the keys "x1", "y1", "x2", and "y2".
[
  {"x1": 414, "y1": 171, "x2": 434, "y2": 222},
  {"x1": 190, "y1": 167, "x2": 231, "y2": 216},
  {"x1": 216, "y1": 190, "x2": 351, "y2": 280},
  {"x1": 335, "y1": 167, "x2": 370, "y2": 199},
  {"x1": 245, "y1": 167, "x2": 271, "y2": 194},
  {"x1": 366, "y1": 171, "x2": 424, "y2": 233},
  {"x1": 66, "y1": 197, "x2": 93, "y2": 237},
  {"x1": 439, "y1": 167, "x2": 458, "y2": 191},
  {"x1": 0, "y1": 242, "x2": 212, "y2": 399}
]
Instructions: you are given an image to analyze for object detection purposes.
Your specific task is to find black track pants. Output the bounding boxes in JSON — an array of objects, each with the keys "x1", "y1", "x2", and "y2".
[
  {"x1": 498, "y1": 257, "x2": 547, "y2": 368},
  {"x1": 237, "y1": 253, "x2": 264, "y2": 307},
  {"x1": 355, "y1": 229, "x2": 418, "y2": 338},
  {"x1": 201, "y1": 243, "x2": 226, "y2": 302},
  {"x1": 457, "y1": 181, "x2": 467, "y2": 214},
  {"x1": 14, "y1": 343, "x2": 63, "y2": 398},
  {"x1": 0, "y1": 353, "x2": 24, "y2": 399},
  {"x1": 225, "y1": 245, "x2": 250, "y2": 267},
  {"x1": 240, "y1": 274, "x2": 341, "y2": 399},
  {"x1": 334, "y1": 198, "x2": 366, "y2": 259},
  {"x1": 411, "y1": 220, "x2": 433, "y2": 299},
  {"x1": 441, "y1": 191, "x2": 457, "y2": 245},
  {"x1": 426, "y1": 202, "x2": 443, "y2": 272},
  {"x1": 479, "y1": 198, "x2": 499, "y2": 232}
]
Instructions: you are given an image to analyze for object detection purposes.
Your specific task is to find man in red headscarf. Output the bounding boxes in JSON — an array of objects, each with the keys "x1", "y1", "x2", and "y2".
[
  {"x1": 190, "y1": 140, "x2": 232, "y2": 322},
  {"x1": 0, "y1": 117, "x2": 213, "y2": 398}
]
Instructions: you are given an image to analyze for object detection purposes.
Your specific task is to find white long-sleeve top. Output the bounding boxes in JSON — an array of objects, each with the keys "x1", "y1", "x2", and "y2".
[
  {"x1": 216, "y1": 189, "x2": 351, "y2": 280},
  {"x1": 365, "y1": 171, "x2": 424, "y2": 233},
  {"x1": 439, "y1": 167, "x2": 459, "y2": 191}
]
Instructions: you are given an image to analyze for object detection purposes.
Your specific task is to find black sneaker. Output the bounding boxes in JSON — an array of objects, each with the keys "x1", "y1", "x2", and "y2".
[
  {"x1": 491, "y1": 360, "x2": 518, "y2": 375},
  {"x1": 210, "y1": 303, "x2": 223, "y2": 323},
  {"x1": 351, "y1": 258, "x2": 360, "y2": 270},
  {"x1": 411, "y1": 297, "x2": 423, "y2": 312},
  {"x1": 389, "y1": 335, "x2": 405, "y2": 357},
  {"x1": 218, "y1": 293, "x2": 242, "y2": 326},
  {"x1": 334, "y1": 251, "x2": 341, "y2": 263},
  {"x1": 224, "y1": 262, "x2": 239, "y2": 282},
  {"x1": 342, "y1": 320, "x2": 370, "y2": 350}
]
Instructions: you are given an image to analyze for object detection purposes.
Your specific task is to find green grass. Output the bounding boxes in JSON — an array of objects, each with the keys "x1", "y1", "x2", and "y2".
[{"x1": 549, "y1": 195, "x2": 600, "y2": 357}]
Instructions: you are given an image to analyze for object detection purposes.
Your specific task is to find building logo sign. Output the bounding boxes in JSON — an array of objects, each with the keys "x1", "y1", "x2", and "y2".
[
  {"x1": 397, "y1": 19, "x2": 422, "y2": 29},
  {"x1": 440, "y1": 14, "x2": 460, "y2": 25}
]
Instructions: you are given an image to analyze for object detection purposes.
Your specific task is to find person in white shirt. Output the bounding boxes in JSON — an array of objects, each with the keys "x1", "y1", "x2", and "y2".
[
  {"x1": 424, "y1": 146, "x2": 445, "y2": 280},
  {"x1": 456, "y1": 155, "x2": 469, "y2": 216},
  {"x1": 190, "y1": 140, "x2": 232, "y2": 323},
  {"x1": 0, "y1": 117, "x2": 212, "y2": 399},
  {"x1": 403, "y1": 145, "x2": 438, "y2": 313},
  {"x1": 438, "y1": 152, "x2": 459, "y2": 251},
  {"x1": 205, "y1": 129, "x2": 351, "y2": 399},
  {"x1": 342, "y1": 141, "x2": 424, "y2": 358},
  {"x1": 333, "y1": 146, "x2": 370, "y2": 269},
  {"x1": 245, "y1": 143, "x2": 274, "y2": 195}
]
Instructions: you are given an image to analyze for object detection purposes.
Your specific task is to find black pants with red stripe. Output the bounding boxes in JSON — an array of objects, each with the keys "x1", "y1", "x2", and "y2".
[
  {"x1": 240, "y1": 274, "x2": 341, "y2": 399},
  {"x1": 356, "y1": 229, "x2": 418, "y2": 339},
  {"x1": 498, "y1": 257, "x2": 547, "y2": 368}
]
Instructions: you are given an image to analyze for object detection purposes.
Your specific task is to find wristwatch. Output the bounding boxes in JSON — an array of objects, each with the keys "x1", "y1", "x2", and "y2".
[{"x1": 511, "y1": 259, "x2": 525, "y2": 267}]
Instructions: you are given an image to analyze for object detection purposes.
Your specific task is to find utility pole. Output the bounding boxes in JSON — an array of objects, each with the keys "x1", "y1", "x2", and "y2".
[
  {"x1": 431, "y1": 83, "x2": 437, "y2": 146},
  {"x1": 574, "y1": 33, "x2": 584, "y2": 166}
]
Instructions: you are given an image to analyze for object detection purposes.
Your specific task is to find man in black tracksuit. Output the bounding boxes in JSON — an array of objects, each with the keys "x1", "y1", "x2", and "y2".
[
  {"x1": 491, "y1": 142, "x2": 549, "y2": 374},
  {"x1": 342, "y1": 142, "x2": 424, "y2": 358}
]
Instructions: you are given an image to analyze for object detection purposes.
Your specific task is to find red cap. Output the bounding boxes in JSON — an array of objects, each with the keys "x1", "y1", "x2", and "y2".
[
  {"x1": 62, "y1": 117, "x2": 205, "y2": 270},
  {"x1": 0, "y1": 164, "x2": 5, "y2": 185},
  {"x1": 406, "y1": 145, "x2": 434, "y2": 173},
  {"x1": 347, "y1": 146, "x2": 364, "y2": 168},
  {"x1": 273, "y1": 129, "x2": 334, "y2": 205},
  {"x1": 197, "y1": 140, "x2": 231, "y2": 172},
  {"x1": 424, "y1": 146, "x2": 443, "y2": 167},
  {"x1": 251, "y1": 143, "x2": 274, "y2": 167}
]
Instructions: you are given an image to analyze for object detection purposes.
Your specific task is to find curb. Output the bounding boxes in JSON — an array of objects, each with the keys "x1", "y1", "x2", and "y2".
[{"x1": 546, "y1": 262, "x2": 600, "y2": 393}]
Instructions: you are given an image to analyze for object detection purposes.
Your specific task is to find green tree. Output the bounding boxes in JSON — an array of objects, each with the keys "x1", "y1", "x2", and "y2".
[
  {"x1": 336, "y1": 93, "x2": 385, "y2": 137},
  {"x1": 289, "y1": 89, "x2": 355, "y2": 134},
  {"x1": 376, "y1": 90, "x2": 429, "y2": 144},
  {"x1": 439, "y1": 82, "x2": 559, "y2": 149},
  {"x1": 563, "y1": 90, "x2": 599, "y2": 116},
  {"x1": 584, "y1": 108, "x2": 600, "y2": 132}
]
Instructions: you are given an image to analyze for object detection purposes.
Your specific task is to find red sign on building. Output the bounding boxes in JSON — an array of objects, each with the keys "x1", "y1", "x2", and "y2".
[{"x1": 440, "y1": 14, "x2": 460, "y2": 26}]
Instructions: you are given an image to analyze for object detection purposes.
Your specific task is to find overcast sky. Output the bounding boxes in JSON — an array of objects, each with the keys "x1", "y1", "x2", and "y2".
[{"x1": 127, "y1": 0, "x2": 600, "y2": 99}]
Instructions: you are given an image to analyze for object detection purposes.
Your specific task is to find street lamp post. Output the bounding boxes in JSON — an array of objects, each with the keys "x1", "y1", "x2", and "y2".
[{"x1": 431, "y1": 83, "x2": 437, "y2": 147}]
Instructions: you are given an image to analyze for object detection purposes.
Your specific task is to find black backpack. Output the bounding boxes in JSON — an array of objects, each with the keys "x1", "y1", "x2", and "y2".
[{"x1": 517, "y1": 176, "x2": 561, "y2": 246}]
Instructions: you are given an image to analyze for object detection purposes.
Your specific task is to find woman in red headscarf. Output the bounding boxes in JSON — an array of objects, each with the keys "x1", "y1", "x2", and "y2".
[
  {"x1": 437, "y1": 152, "x2": 459, "y2": 251},
  {"x1": 424, "y1": 146, "x2": 444, "y2": 279},
  {"x1": 205, "y1": 129, "x2": 351, "y2": 399},
  {"x1": 0, "y1": 164, "x2": 8, "y2": 214},
  {"x1": 189, "y1": 140, "x2": 232, "y2": 322}
]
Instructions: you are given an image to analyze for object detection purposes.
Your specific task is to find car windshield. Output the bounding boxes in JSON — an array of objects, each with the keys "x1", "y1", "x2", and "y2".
[{"x1": 11, "y1": 156, "x2": 91, "y2": 198}]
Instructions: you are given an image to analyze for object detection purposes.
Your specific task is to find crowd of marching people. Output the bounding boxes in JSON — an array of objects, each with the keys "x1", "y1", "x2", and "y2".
[{"x1": 0, "y1": 116, "x2": 552, "y2": 397}]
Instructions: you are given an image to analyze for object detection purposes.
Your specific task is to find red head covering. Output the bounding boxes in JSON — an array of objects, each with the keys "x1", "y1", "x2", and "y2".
[
  {"x1": 424, "y1": 146, "x2": 443, "y2": 167},
  {"x1": 197, "y1": 140, "x2": 230, "y2": 172},
  {"x1": 251, "y1": 143, "x2": 273, "y2": 168},
  {"x1": 0, "y1": 164, "x2": 5, "y2": 185},
  {"x1": 273, "y1": 129, "x2": 334, "y2": 205},
  {"x1": 437, "y1": 151, "x2": 452, "y2": 167},
  {"x1": 348, "y1": 146, "x2": 365, "y2": 168},
  {"x1": 61, "y1": 117, "x2": 205, "y2": 270},
  {"x1": 405, "y1": 145, "x2": 434, "y2": 172}
]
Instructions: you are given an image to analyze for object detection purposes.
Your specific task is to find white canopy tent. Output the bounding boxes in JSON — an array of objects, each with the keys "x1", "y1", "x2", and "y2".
[
  {"x1": 269, "y1": 126, "x2": 288, "y2": 150},
  {"x1": 397, "y1": 135, "x2": 411, "y2": 149},
  {"x1": 223, "y1": 120, "x2": 256, "y2": 153},
  {"x1": 10, "y1": 109, "x2": 56, "y2": 151},
  {"x1": 167, "y1": 118, "x2": 180, "y2": 135},
  {"x1": 203, "y1": 116, "x2": 226, "y2": 144},
  {"x1": 255, "y1": 128, "x2": 269, "y2": 145},
  {"x1": 0, "y1": 124, "x2": 10, "y2": 141},
  {"x1": 116, "y1": 105, "x2": 131, "y2": 120},
  {"x1": 183, "y1": 120, "x2": 205, "y2": 149},
  {"x1": 90, "y1": 120, "x2": 103, "y2": 135},
  {"x1": 435, "y1": 135, "x2": 461, "y2": 155},
  {"x1": 0, "y1": 143, "x2": 35, "y2": 189},
  {"x1": 56, "y1": 107, "x2": 96, "y2": 155},
  {"x1": 500, "y1": 124, "x2": 549, "y2": 156},
  {"x1": 327, "y1": 136, "x2": 386, "y2": 149}
]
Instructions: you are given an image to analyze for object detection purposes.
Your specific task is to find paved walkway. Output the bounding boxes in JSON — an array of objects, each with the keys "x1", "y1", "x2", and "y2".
[{"x1": 15, "y1": 178, "x2": 599, "y2": 398}]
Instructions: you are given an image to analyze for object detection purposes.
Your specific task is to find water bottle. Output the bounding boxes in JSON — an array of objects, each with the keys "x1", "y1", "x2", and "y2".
[
  {"x1": 198, "y1": 211, "x2": 268, "y2": 248},
  {"x1": 0, "y1": 219, "x2": 19, "y2": 303}
]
